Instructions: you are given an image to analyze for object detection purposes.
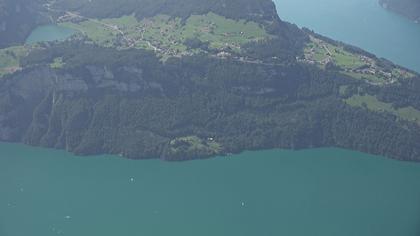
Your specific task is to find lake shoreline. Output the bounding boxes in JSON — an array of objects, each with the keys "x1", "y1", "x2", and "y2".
[
  {"x1": 2, "y1": 140, "x2": 420, "y2": 236},
  {"x1": 3, "y1": 140, "x2": 419, "y2": 164},
  {"x1": 274, "y1": 0, "x2": 420, "y2": 73},
  {"x1": 25, "y1": 24, "x2": 77, "y2": 45}
]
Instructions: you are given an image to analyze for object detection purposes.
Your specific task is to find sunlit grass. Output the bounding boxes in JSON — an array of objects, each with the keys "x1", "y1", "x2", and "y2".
[
  {"x1": 345, "y1": 94, "x2": 420, "y2": 124},
  {"x1": 59, "y1": 13, "x2": 271, "y2": 56}
]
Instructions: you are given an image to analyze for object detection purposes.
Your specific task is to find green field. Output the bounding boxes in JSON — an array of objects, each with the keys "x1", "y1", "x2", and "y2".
[
  {"x1": 60, "y1": 13, "x2": 271, "y2": 58},
  {"x1": 0, "y1": 46, "x2": 28, "y2": 77},
  {"x1": 169, "y1": 135, "x2": 222, "y2": 156},
  {"x1": 50, "y1": 57, "x2": 65, "y2": 69},
  {"x1": 345, "y1": 94, "x2": 420, "y2": 124},
  {"x1": 304, "y1": 36, "x2": 414, "y2": 85},
  {"x1": 342, "y1": 71, "x2": 384, "y2": 85},
  {"x1": 184, "y1": 13, "x2": 268, "y2": 50},
  {"x1": 305, "y1": 39, "x2": 365, "y2": 69}
]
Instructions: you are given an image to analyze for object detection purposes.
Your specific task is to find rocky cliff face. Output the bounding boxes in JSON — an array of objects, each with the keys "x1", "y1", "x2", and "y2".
[{"x1": 0, "y1": 61, "x2": 169, "y2": 156}]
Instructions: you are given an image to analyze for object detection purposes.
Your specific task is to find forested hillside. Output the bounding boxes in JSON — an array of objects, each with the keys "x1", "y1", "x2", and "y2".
[
  {"x1": 0, "y1": 0, "x2": 420, "y2": 161},
  {"x1": 53, "y1": 0, "x2": 282, "y2": 23},
  {"x1": 0, "y1": 0, "x2": 48, "y2": 48},
  {"x1": 1, "y1": 37, "x2": 420, "y2": 161}
]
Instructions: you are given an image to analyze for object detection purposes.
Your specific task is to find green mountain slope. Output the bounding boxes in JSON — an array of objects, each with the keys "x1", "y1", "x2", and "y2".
[{"x1": 0, "y1": 0, "x2": 420, "y2": 161}]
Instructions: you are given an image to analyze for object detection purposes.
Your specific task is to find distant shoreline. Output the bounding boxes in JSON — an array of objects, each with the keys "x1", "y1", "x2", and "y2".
[{"x1": 379, "y1": 0, "x2": 420, "y2": 23}]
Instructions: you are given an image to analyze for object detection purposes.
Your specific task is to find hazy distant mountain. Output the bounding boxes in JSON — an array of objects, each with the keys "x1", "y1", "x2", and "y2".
[
  {"x1": 380, "y1": 0, "x2": 420, "y2": 22},
  {"x1": 1, "y1": 0, "x2": 420, "y2": 161}
]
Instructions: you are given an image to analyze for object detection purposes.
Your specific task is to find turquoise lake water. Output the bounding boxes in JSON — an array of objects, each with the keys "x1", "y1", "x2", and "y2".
[
  {"x1": 4, "y1": 1, "x2": 420, "y2": 235},
  {"x1": 25, "y1": 25, "x2": 76, "y2": 44},
  {"x1": 1, "y1": 143, "x2": 420, "y2": 236},
  {"x1": 274, "y1": 0, "x2": 420, "y2": 72}
]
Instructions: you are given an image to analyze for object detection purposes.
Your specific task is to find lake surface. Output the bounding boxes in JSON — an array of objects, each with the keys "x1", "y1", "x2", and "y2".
[
  {"x1": 25, "y1": 25, "x2": 76, "y2": 44},
  {"x1": 7, "y1": 1, "x2": 420, "y2": 235},
  {"x1": 274, "y1": 0, "x2": 420, "y2": 72},
  {"x1": 1, "y1": 143, "x2": 420, "y2": 236}
]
